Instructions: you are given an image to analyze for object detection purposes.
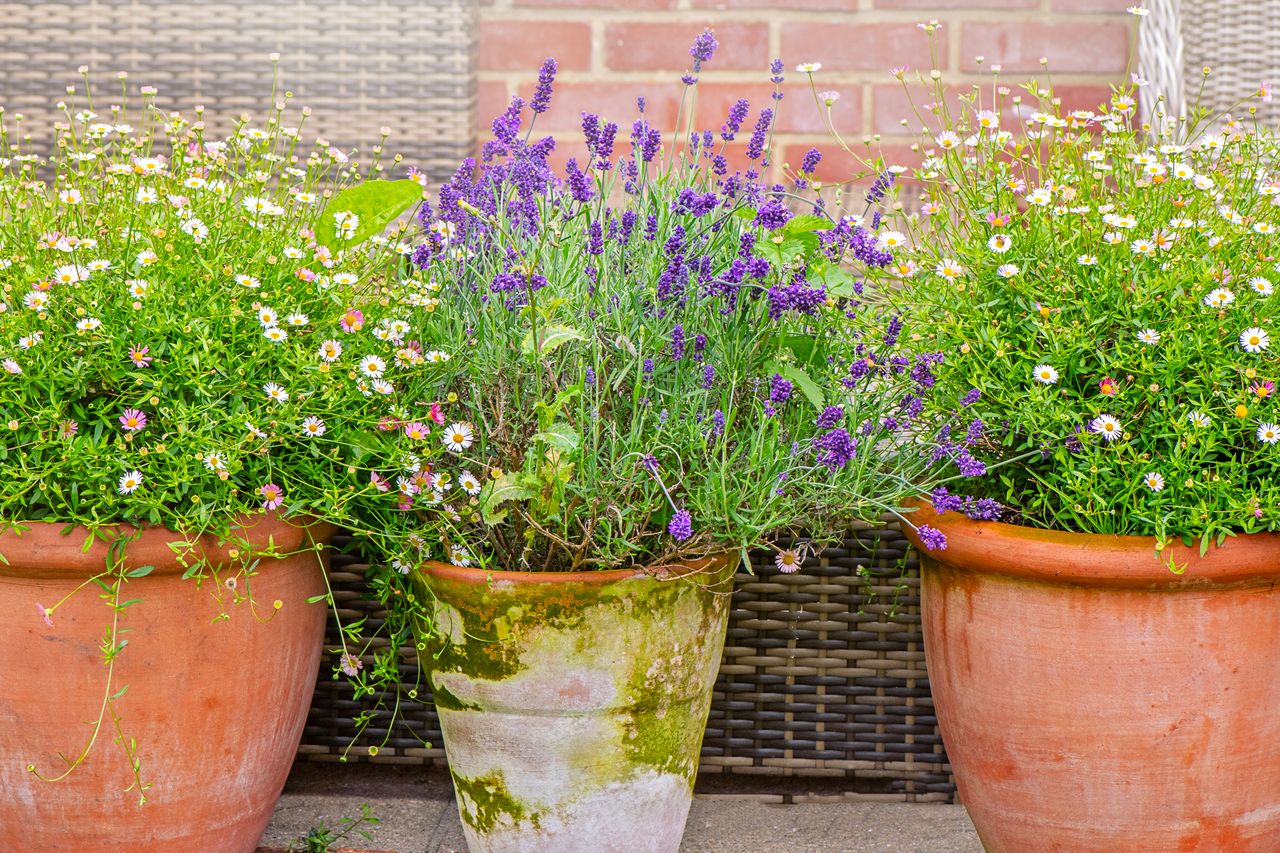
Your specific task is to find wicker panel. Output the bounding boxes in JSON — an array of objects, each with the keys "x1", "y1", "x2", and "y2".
[
  {"x1": 0, "y1": 1, "x2": 476, "y2": 183},
  {"x1": 301, "y1": 524, "x2": 955, "y2": 802},
  {"x1": 1141, "y1": 0, "x2": 1280, "y2": 125}
]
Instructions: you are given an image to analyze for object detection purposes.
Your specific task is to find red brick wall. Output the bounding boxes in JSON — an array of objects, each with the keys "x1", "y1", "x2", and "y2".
[{"x1": 477, "y1": 1, "x2": 1134, "y2": 181}]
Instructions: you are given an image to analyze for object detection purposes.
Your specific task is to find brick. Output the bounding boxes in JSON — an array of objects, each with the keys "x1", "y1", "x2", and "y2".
[
  {"x1": 781, "y1": 22, "x2": 947, "y2": 73},
  {"x1": 479, "y1": 20, "x2": 592, "y2": 72},
  {"x1": 692, "y1": 0, "x2": 853, "y2": 8},
  {"x1": 871, "y1": 83, "x2": 974, "y2": 135},
  {"x1": 1051, "y1": 0, "x2": 1136, "y2": 11},
  {"x1": 477, "y1": 80, "x2": 511, "y2": 130},
  {"x1": 959, "y1": 21, "x2": 1131, "y2": 73},
  {"x1": 1050, "y1": 84, "x2": 1115, "y2": 114},
  {"x1": 605, "y1": 22, "x2": 770, "y2": 72},
  {"x1": 877, "y1": 0, "x2": 1036, "y2": 7},
  {"x1": 510, "y1": 80, "x2": 683, "y2": 132},
  {"x1": 515, "y1": 0, "x2": 676, "y2": 7}
]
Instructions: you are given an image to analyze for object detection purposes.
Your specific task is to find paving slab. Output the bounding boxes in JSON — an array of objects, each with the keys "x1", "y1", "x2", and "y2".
[{"x1": 261, "y1": 765, "x2": 982, "y2": 853}]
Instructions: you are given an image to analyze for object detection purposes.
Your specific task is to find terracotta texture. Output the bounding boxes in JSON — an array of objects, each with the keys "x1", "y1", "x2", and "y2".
[
  {"x1": 904, "y1": 502, "x2": 1280, "y2": 852},
  {"x1": 0, "y1": 516, "x2": 332, "y2": 853},
  {"x1": 412, "y1": 557, "x2": 734, "y2": 853}
]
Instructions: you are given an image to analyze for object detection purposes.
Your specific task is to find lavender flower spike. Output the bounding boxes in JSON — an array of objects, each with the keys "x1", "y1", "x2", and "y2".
[
  {"x1": 689, "y1": 29, "x2": 718, "y2": 69},
  {"x1": 669, "y1": 508, "x2": 694, "y2": 541},
  {"x1": 530, "y1": 58, "x2": 557, "y2": 114},
  {"x1": 916, "y1": 524, "x2": 947, "y2": 552}
]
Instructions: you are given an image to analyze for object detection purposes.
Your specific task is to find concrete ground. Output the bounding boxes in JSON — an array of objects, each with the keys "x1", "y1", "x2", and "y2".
[{"x1": 261, "y1": 765, "x2": 982, "y2": 853}]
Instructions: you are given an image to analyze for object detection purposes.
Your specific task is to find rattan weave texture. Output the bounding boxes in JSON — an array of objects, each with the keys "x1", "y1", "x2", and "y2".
[
  {"x1": 300, "y1": 524, "x2": 955, "y2": 802},
  {"x1": 0, "y1": 1, "x2": 476, "y2": 182},
  {"x1": 1140, "y1": 0, "x2": 1280, "y2": 124}
]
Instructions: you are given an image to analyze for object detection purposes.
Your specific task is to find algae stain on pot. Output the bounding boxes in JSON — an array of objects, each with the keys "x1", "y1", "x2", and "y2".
[{"x1": 451, "y1": 769, "x2": 540, "y2": 835}]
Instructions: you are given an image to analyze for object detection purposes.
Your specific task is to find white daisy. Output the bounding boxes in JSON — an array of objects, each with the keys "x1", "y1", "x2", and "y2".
[
  {"x1": 371, "y1": 379, "x2": 395, "y2": 395},
  {"x1": 257, "y1": 307, "x2": 278, "y2": 327},
  {"x1": 988, "y1": 234, "x2": 1013, "y2": 253},
  {"x1": 76, "y1": 318, "x2": 102, "y2": 332},
  {"x1": 128, "y1": 279, "x2": 150, "y2": 299},
  {"x1": 317, "y1": 340, "x2": 343, "y2": 362},
  {"x1": 1240, "y1": 327, "x2": 1270, "y2": 353},
  {"x1": 459, "y1": 470, "x2": 482, "y2": 495},
  {"x1": 236, "y1": 274, "x2": 261, "y2": 289},
  {"x1": 53, "y1": 265, "x2": 90, "y2": 285},
  {"x1": 1142, "y1": 472, "x2": 1164, "y2": 492},
  {"x1": 1249, "y1": 277, "x2": 1274, "y2": 296},
  {"x1": 263, "y1": 382, "x2": 289, "y2": 403},
  {"x1": 1204, "y1": 288, "x2": 1235, "y2": 308},
  {"x1": 442, "y1": 422, "x2": 474, "y2": 453},
  {"x1": 301, "y1": 416, "x2": 327, "y2": 437},
  {"x1": 935, "y1": 259, "x2": 964, "y2": 280},
  {"x1": 997, "y1": 263, "x2": 1020, "y2": 278},
  {"x1": 1187, "y1": 411, "x2": 1211, "y2": 428},
  {"x1": 1077, "y1": 254, "x2": 1098, "y2": 266},
  {"x1": 1032, "y1": 364, "x2": 1059, "y2": 385},
  {"x1": 117, "y1": 470, "x2": 143, "y2": 495},
  {"x1": 359, "y1": 355, "x2": 386, "y2": 378},
  {"x1": 1136, "y1": 328, "x2": 1160, "y2": 345},
  {"x1": 263, "y1": 326, "x2": 288, "y2": 343},
  {"x1": 286, "y1": 312, "x2": 309, "y2": 327},
  {"x1": 1258, "y1": 422, "x2": 1280, "y2": 445},
  {"x1": 1089, "y1": 414, "x2": 1123, "y2": 441},
  {"x1": 203, "y1": 451, "x2": 227, "y2": 472}
]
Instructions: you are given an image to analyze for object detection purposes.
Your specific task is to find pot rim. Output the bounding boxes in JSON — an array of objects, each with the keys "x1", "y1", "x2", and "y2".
[
  {"x1": 0, "y1": 514, "x2": 334, "y2": 580},
  {"x1": 418, "y1": 551, "x2": 734, "y2": 586},
  {"x1": 903, "y1": 499, "x2": 1280, "y2": 589}
]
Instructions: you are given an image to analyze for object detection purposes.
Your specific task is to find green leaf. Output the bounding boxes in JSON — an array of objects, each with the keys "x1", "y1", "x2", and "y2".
[
  {"x1": 775, "y1": 333, "x2": 821, "y2": 366},
  {"x1": 480, "y1": 473, "x2": 536, "y2": 525},
  {"x1": 126, "y1": 565, "x2": 156, "y2": 578},
  {"x1": 776, "y1": 363, "x2": 825, "y2": 410},
  {"x1": 779, "y1": 233, "x2": 820, "y2": 261},
  {"x1": 521, "y1": 324, "x2": 585, "y2": 357},
  {"x1": 315, "y1": 180, "x2": 423, "y2": 249},
  {"x1": 306, "y1": 594, "x2": 331, "y2": 605},
  {"x1": 533, "y1": 422, "x2": 581, "y2": 453},
  {"x1": 783, "y1": 214, "x2": 830, "y2": 236}
]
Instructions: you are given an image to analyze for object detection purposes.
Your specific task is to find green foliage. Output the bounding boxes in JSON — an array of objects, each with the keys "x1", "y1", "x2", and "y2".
[{"x1": 315, "y1": 179, "x2": 424, "y2": 250}]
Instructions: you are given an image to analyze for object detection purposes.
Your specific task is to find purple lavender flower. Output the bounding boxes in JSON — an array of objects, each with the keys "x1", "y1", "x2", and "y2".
[
  {"x1": 767, "y1": 280, "x2": 826, "y2": 319},
  {"x1": 769, "y1": 374, "x2": 793, "y2": 405},
  {"x1": 769, "y1": 58, "x2": 785, "y2": 85},
  {"x1": 671, "y1": 324, "x2": 686, "y2": 359},
  {"x1": 581, "y1": 112, "x2": 601, "y2": 152},
  {"x1": 711, "y1": 409, "x2": 725, "y2": 435},
  {"x1": 491, "y1": 97, "x2": 525, "y2": 147},
  {"x1": 754, "y1": 197, "x2": 792, "y2": 231},
  {"x1": 816, "y1": 406, "x2": 844, "y2": 430},
  {"x1": 690, "y1": 29, "x2": 718, "y2": 67},
  {"x1": 916, "y1": 524, "x2": 947, "y2": 552},
  {"x1": 746, "y1": 109, "x2": 773, "y2": 161},
  {"x1": 719, "y1": 99, "x2": 750, "y2": 143},
  {"x1": 701, "y1": 364, "x2": 715, "y2": 389},
  {"x1": 799, "y1": 147, "x2": 822, "y2": 175},
  {"x1": 565, "y1": 158, "x2": 594, "y2": 203},
  {"x1": 964, "y1": 418, "x2": 984, "y2": 445},
  {"x1": 640, "y1": 453, "x2": 658, "y2": 473},
  {"x1": 931, "y1": 486, "x2": 964, "y2": 514},
  {"x1": 596, "y1": 121, "x2": 618, "y2": 168},
  {"x1": 865, "y1": 170, "x2": 895, "y2": 205},
  {"x1": 961, "y1": 388, "x2": 982, "y2": 407},
  {"x1": 883, "y1": 315, "x2": 903, "y2": 347},
  {"x1": 669, "y1": 508, "x2": 694, "y2": 541},
  {"x1": 631, "y1": 119, "x2": 662, "y2": 163},
  {"x1": 584, "y1": 366, "x2": 596, "y2": 387},
  {"x1": 814, "y1": 428, "x2": 857, "y2": 471},
  {"x1": 643, "y1": 358, "x2": 655, "y2": 379},
  {"x1": 530, "y1": 58, "x2": 557, "y2": 114}
]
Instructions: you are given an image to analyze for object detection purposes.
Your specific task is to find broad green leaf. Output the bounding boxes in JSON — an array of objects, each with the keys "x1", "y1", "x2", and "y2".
[
  {"x1": 521, "y1": 324, "x2": 585, "y2": 357},
  {"x1": 777, "y1": 364, "x2": 825, "y2": 410},
  {"x1": 480, "y1": 473, "x2": 536, "y2": 525},
  {"x1": 315, "y1": 180, "x2": 423, "y2": 250},
  {"x1": 775, "y1": 333, "x2": 821, "y2": 366},
  {"x1": 533, "y1": 422, "x2": 581, "y2": 453},
  {"x1": 783, "y1": 214, "x2": 830, "y2": 236},
  {"x1": 126, "y1": 565, "x2": 156, "y2": 578}
]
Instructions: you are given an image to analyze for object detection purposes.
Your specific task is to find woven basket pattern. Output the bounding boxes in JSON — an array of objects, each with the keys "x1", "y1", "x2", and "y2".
[
  {"x1": 0, "y1": 1, "x2": 476, "y2": 182},
  {"x1": 1141, "y1": 0, "x2": 1280, "y2": 125},
  {"x1": 300, "y1": 524, "x2": 955, "y2": 802}
]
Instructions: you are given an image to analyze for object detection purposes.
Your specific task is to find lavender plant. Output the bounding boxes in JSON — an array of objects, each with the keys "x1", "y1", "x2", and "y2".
[{"x1": 403, "y1": 35, "x2": 979, "y2": 573}]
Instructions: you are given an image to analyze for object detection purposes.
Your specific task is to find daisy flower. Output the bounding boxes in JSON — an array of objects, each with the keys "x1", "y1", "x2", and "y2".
[
  {"x1": 259, "y1": 483, "x2": 284, "y2": 511},
  {"x1": 17, "y1": 333, "x2": 41, "y2": 350},
  {"x1": 1240, "y1": 327, "x2": 1270, "y2": 353},
  {"x1": 403, "y1": 421, "x2": 430, "y2": 440},
  {"x1": 935, "y1": 259, "x2": 964, "y2": 280},
  {"x1": 117, "y1": 470, "x2": 143, "y2": 495},
  {"x1": 443, "y1": 422, "x2": 474, "y2": 453},
  {"x1": 246, "y1": 421, "x2": 268, "y2": 439},
  {"x1": 317, "y1": 340, "x2": 343, "y2": 362},
  {"x1": 988, "y1": 234, "x2": 1013, "y2": 253},
  {"x1": 286, "y1": 313, "x2": 309, "y2": 327},
  {"x1": 332, "y1": 272, "x2": 359, "y2": 286},
  {"x1": 339, "y1": 654, "x2": 363, "y2": 676},
  {"x1": 997, "y1": 263, "x2": 1020, "y2": 278},
  {"x1": 1032, "y1": 364, "x2": 1059, "y2": 385},
  {"x1": 1187, "y1": 411, "x2": 1211, "y2": 428},
  {"x1": 118, "y1": 408, "x2": 147, "y2": 432},
  {"x1": 1204, "y1": 288, "x2": 1235, "y2": 308},
  {"x1": 2, "y1": 360, "x2": 21, "y2": 375},
  {"x1": 53, "y1": 265, "x2": 89, "y2": 285},
  {"x1": 263, "y1": 382, "x2": 289, "y2": 403},
  {"x1": 1142, "y1": 472, "x2": 1165, "y2": 492},
  {"x1": 775, "y1": 549, "x2": 803, "y2": 574},
  {"x1": 1089, "y1": 414, "x2": 1123, "y2": 441},
  {"x1": 76, "y1": 318, "x2": 102, "y2": 332},
  {"x1": 204, "y1": 451, "x2": 227, "y2": 472},
  {"x1": 1136, "y1": 329, "x2": 1160, "y2": 345},
  {"x1": 1258, "y1": 423, "x2": 1280, "y2": 444},
  {"x1": 23, "y1": 291, "x2": 50, "y2": 311},
  {"x1": 341, "y1": 309, "x2": 365, "y2": 332},
  {"x1": 129, "y1": 345, "x2": 153, "y2": 367},
  {"x1": 878, "y1": 231, "x2": 908, "y2": 249},
  {"x1": 1250, "y1": 277, "x2": 1274, "y2": 296},
  {"x1": 795, "y1": 62, "x2": 822, "y2": 73},
  {"x1": 371, "y1": 379, "x2": 395, "y2": 395},
  {"x1": 235, "y1": 274, "x2": 261, "y2": 289},
  {"x1": 136, "y1": 250, "x2": 159, "y2": 266},
  {"x1": 359, "y1": 355, "x2": 386, "y2": 378},
  {"x1": 301, "y1": 416, "x2": 327, "y2": 437},
  {"x1": 1077, "y1": 254, "x2": 1098, "y2": 266},
  {"x1": 459, "y1": 470, "x2": 482, "y2": 495},
  {"x1": 128, "y1": 279, "x2": 150, "y2": 298},
  {"x1": 425, "y1": 350, "x2": 451, "y2": 364},
  {"x1": 257, "y1": 307, "x2": 278, "y2": 327},
  {"x1": 449, "y1": 546, "x2": 474, "y2": 568}
]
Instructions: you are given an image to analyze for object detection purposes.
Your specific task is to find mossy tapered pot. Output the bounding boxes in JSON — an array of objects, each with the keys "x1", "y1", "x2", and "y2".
[
  {"x1": 904, "y1": 501, "x2": 1280, "y2": 853},
  {"x1": 0, "y1": 515, "x2": 332, "y2": 853},
  {"x1": 411, "y1": 555, "x2": 734, "y2": 853}
]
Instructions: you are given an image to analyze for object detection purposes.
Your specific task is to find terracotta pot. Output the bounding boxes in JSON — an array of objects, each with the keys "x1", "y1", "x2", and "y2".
[
  {"x1": 0, "y1": 515, "x2": 332, "y2": 853},
  {"x1": 412, "y1": 556, "x2": 734, "y2": 853},
  {"x1": 904, "y1": 502, "x2": 1280, "y2": 852}
]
